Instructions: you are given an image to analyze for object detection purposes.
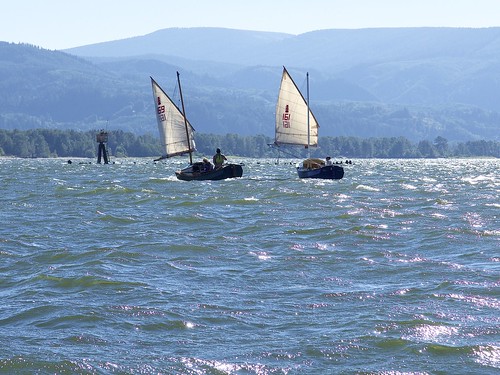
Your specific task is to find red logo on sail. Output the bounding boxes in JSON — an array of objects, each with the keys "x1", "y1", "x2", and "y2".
[
  {"x1": 282, "y1": 104, "x2": 290, "y2": 128},
  {"x1": 156, "y1": 96, "x2": 166, "y2": 121}
]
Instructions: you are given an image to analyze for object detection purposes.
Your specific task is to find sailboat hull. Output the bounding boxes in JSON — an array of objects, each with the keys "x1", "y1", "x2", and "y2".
[
  {"x1": 275, "y1": 68, "x2": 346, "y2": 180},
  {"x1": 297, "y1": 165, "x2": 344, "y2": 180},
  {"x1": 176, "y1": 163, "x2": 243, "y2": 181}
]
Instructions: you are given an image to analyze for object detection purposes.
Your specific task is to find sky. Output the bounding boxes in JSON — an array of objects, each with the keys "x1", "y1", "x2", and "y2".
[{"x1": 2, "y1": 0, "x2": 500, "y2": 50}]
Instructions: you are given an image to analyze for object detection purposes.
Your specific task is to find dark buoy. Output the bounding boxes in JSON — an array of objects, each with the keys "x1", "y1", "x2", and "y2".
[{"x1": 96, "y1": 130, "x2": 109, "y2": 164}]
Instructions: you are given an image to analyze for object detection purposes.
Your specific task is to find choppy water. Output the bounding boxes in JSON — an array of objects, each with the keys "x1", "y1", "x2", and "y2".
[{"x1": 0, "y1": 157, "x2": 498, "y2": 374}]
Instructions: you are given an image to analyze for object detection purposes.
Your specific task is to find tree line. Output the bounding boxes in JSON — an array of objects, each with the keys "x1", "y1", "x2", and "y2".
[{"x1": 0, "y1": 129, "x2": 498, "y2": 159}]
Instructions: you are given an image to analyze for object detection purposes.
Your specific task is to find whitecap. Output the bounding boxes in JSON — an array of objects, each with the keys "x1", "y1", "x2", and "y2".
[
  {"x1": 356, "y1": 184, "x2": 380, "y2": 192},
  {"x1": 486, "y1": 203, "x2": 500, "y2": 209},
  {"x1": 249, "y1": 250, "x2": 271, "y2": 260},
  {"x1": 401, "y1": 183, "x2": 418, "y2": 190}
]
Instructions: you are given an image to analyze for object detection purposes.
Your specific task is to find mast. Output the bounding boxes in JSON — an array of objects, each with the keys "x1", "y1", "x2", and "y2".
[
  {"x1": 306, "y1": 72, "x2": 311, "y2": 159},
  {"x1": 177, "y1": 71, "x2": 193, "y2": 165}
]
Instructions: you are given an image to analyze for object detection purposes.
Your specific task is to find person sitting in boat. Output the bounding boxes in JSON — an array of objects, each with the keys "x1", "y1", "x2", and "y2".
[
  {"x1": 325, "y1": 156, "x2": 332, "y2": 166},
  {"x1": 202, "y1": 157, "x2": 213, "y2": 172},
  {"x1": 213, "y1": 148, "x2": 227, "y2": 169}
]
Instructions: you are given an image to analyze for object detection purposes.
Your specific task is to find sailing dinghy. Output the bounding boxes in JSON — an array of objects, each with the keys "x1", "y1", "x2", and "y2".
[
  {"x1": 151, "y1": 73, "x2": 243, "y2": 181},
  {"x1": 275, "y1": 67, "x2": 344, "y2": 180}
]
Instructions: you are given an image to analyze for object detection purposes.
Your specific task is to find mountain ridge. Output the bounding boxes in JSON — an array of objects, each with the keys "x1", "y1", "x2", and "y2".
[
  {"x1": 1, "y1": 27, "x2": 499, "y2": 142},
  {"x1": 64, "y1": 27, "x2": 500, "y2": 113},
  {"x1": 65, "y1": 27, "x2": 500, "y2": 68},
  {"x1": 65, "y1": 27, "x2": 294, "y2": 64}
]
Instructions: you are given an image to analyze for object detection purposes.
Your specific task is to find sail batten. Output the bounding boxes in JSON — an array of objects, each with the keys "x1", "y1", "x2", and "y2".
[
  {"x1": 151, "y1": 76, "x2": 196, "y2": 158},
  {"x1": 275, "y1": 67, "x2": 319, "y2": 147}
]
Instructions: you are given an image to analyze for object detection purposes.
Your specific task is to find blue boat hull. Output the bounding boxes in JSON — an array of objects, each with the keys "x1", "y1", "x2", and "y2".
[{"x1": 297, "y1": 165, "x2": 344, "y2": 180}]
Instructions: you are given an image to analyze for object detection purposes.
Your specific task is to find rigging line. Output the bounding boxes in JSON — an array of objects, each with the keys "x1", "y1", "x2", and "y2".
[
  {"x1": 170, "y1": 79, "x2": 180, "y2": 106},
  {"x1": 268, "y1": 143, "x2": 301, "y2": 159}
]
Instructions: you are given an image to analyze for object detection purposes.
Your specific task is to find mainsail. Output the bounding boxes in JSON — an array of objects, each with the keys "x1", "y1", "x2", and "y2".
[
  {"x1": 151, "y1": 76, "x2": 196, "y2": 159},
  {"x1": 275, "y1": 67, "x2": 319, "y2": 148}
]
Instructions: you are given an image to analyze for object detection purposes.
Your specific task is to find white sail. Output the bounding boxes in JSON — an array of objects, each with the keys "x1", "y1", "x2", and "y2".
[
  {"x1": 151, "y1": 77, "x2": 196, "y2": 159},
  {"x1": 275, "y1": 67, "x2": 319, "y2": 147}
]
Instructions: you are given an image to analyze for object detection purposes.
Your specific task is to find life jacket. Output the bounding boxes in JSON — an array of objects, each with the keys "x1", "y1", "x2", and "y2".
[{"x1": 214, "y1": 154, "x2": 224, "y2": 165}]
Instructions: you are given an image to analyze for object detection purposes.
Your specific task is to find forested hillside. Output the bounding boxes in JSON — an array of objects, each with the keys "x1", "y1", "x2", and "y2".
[
  {"x1": 1, "y1": 129, "x2": 498, "y2": 159},
  {"x1": 1, "y1": 27, "x2": 500, "y2": 144}
]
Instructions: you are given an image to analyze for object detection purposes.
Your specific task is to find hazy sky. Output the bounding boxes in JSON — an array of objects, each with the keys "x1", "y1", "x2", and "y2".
[{"x1": 2, "y1": 0, "x2": 500, "y2": 50}]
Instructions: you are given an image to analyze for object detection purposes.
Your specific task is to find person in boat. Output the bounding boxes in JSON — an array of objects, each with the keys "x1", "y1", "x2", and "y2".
[
  {"x1": 202, "y1": 157, "x2": 213, "y2": 172},
  {"x1": 213, "y1": 148, "x2": 227, "y2": 169},
  {"x1": 325, "y1": 156, "x2": 332, "y2": 166}
]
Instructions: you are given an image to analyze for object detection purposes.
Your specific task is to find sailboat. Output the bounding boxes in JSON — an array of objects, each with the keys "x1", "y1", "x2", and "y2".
[
  {"x1": 151, "y1": 73, "x2": 243, "y2": 181},
  {"x1": 275, "y1": 67, "x2": 344, "y2": 180}
]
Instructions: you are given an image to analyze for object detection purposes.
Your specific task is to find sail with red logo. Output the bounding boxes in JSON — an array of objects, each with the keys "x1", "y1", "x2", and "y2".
[
  {"x1": 275, "y1": 67, "x2": 318, "y2": 148},
  {"x1": 274, "y1": 66, "x2": 344, "y2": 180},
  {"x1": 151, "y1": 75, "x2": 196, "y2": 160},
  {"x1": 151, "y1": 73, "x2": 243, "y2": 181}
]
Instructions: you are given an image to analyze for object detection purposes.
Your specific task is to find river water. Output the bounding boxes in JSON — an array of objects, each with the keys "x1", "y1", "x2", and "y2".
[{"x1": 0, "y1": 157, "x2": 498, "y2": 374}]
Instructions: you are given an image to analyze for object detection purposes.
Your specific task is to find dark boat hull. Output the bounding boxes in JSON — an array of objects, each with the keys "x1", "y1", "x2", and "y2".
[
  {"x1": 297, "y1": 165, "x2": 344, "y2": 180},
  {"x1": 176, "y1": 163, "x2": 243, "y2": 181}
]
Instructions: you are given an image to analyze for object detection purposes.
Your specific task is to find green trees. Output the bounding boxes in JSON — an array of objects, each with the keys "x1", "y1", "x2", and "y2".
[
  {"x1": 0, "y1": 129, "x2": 498, "y2": 158},
  {"x1": 434, "y1": 136, "x2": 449, "y2": 156}
]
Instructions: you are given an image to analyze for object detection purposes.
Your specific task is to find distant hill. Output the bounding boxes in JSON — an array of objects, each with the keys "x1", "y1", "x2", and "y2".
[
  {"x1": 0, "y1": 42, "x2": 146, "y2": 127},
  {"x1": 67, "y1": 27, "x2": 500, "y2": 112},
  {"x1": 66, "y1": 28, "x2": 292, "y2": 65},
  {"x1": 1, "y1": 27, "x2": 500, "y2": 142}
]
